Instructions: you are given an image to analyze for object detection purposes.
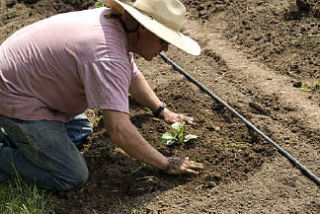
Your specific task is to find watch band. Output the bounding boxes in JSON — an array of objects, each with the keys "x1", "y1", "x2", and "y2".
[{"x1": 153, "y1": 102, "x2": 166, "y2": 118}]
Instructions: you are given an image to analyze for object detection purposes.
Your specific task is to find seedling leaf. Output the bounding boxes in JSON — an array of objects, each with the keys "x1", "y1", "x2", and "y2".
[
  {"x1": 159, "y1": 121, "x2": 197, "y2": 146},
  {"x1": 161, "y1": 131, "x2": 176, "y2": 140},
  {"x1": 172, "y1": 121, "x2": 185, "y2": 130},
  {"x1": 184, "y1": 134, "x2": 198, "y2": 142},
  {"x1": 166, "y1": 140, "x2": 176, "y2": 146},
  {"x1": 177, "y1": 126, "x2": 184, "y2": 144},
  {"x1": 160, "y1": 130, "x2": 176, "y2": 144}
]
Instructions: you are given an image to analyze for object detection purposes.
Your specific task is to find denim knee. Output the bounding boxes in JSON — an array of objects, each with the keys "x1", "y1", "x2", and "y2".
[
  {"x1": 71, "y1": 166, "x2": 88, "y2": 187},
  {"x1": 56, "y1": 164, "x2": 89, "y2": 191}
]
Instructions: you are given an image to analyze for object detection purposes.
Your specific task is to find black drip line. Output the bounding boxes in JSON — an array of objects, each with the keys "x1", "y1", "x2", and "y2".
[{"x1": 159, "y1": 52, "x2": 320, "y2": 186}]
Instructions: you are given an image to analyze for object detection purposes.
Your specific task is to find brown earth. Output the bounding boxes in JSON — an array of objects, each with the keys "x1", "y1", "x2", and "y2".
[{"x1": 1, "y1": 0, "x2": 320, "y2": 213}]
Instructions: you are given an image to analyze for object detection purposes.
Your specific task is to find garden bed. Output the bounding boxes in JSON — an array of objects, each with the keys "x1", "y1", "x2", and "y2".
[{"x1": 1, "y1": 0, "x2": 319, "y2": 213}]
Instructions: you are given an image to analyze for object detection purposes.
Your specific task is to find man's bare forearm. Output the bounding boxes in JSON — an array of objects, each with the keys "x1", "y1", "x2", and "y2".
[
  {"x1": 129, "y1": 72, "x2": 195, "y2": 124},
  {"x1": 102, "y1": 109, "x2": 168, "y2": 170},
  {"x1": 129, "y1": 72, "x2": 162, "y2": 112}
]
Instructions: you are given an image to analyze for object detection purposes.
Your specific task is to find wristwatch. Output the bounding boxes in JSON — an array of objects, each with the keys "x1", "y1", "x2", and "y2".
[{"x1": 153, "y1": 102, "x2": 166, "y2": 118}]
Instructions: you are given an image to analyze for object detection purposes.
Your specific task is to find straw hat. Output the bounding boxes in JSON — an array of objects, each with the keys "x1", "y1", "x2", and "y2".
[{"x1": 114, "y1": 0, "x2": 201, "y2": 55}]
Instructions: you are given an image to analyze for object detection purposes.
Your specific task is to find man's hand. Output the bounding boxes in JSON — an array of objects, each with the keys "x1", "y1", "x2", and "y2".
[
  {"x1": 128, "y1": 73, "x2": 194, "y2": 125},
  {"x1": 164, "y1": 157, "x2": 204, "y2": 175},
  {"x1": 160, "y1": 108, "x2": 194, "y2": 125}
]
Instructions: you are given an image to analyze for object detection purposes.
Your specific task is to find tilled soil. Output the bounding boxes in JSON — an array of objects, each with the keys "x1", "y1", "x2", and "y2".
[{"x1": 1, "y1": 0, "x2": 319, "y2": 213}]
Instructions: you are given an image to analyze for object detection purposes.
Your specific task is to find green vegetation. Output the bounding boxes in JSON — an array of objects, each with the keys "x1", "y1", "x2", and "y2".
[
  {"x1": 95, "y1": 1, "x2": 109, "y2": 8},
  {"x1": 299, "y1": 79, "x2": 320, "y2": 92},
  {"x1": 130, "y1": 163, "x2": 147, "y2": 175},
  {"x1": 0, "y1": 168, "x2": 54, "y2": 214},
  {"x1": 222, "y1": 138, "x2": 251, "y2": 149},
  {"x1": 160, "y1": 121, "x2": 197, "y2": 146}
]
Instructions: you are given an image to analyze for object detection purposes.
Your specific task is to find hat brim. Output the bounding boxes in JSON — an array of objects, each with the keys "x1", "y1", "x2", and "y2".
[{"x1": 114, "y1": 0, "x2": 201, "y2": 55}]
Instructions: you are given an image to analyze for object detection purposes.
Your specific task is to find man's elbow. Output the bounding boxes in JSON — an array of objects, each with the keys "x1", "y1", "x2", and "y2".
[
  {"x1": 106, "y1": 123, "x2": 131, "y2": 147},
  {"x1": 102, "y1": 109, "x2": 133, "y2": 147}
]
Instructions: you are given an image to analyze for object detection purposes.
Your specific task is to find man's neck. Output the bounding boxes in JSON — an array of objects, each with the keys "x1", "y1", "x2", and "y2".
[{"x1": 127, "y1": 28, "x2": 140, "y2": 53}]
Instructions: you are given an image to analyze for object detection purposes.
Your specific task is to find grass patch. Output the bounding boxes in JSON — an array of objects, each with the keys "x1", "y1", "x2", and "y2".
[{"x1": 0, "y1": 171, "x2": 54, "y2": 213}]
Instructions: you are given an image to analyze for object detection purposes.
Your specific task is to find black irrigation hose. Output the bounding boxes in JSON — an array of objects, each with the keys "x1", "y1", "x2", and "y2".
[{"x1": 159, "y1": 52, "x2": 320, "y2": 186}]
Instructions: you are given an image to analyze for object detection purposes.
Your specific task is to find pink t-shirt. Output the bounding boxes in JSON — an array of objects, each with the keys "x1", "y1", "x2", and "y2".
[{"x1": 0, "y1": 8, "x2": 140, "y2": 122}]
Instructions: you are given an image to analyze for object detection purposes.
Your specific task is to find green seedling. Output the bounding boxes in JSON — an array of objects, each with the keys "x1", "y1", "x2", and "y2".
[
  {"x1": 95, "y1": 1, "x2": 109, "y2": 8},
  {"x1": 222, "y1": 138, "x2": 251, "y2": 149},
  {"x1": 228, "y1": 142, "x2": 251, "y2": 148},
  {"x1": 160, "y1": 121, "x2": 197, "y2": 146},
  {"x1": 299, "y1": 79, "x2": 320, "y2": 92},
  {"x1": 146, "y1": 108, "x2": 153, "y2": 115}
]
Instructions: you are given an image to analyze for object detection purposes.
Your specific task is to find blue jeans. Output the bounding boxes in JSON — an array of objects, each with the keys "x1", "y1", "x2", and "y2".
[{"x1": 0, "y1": 113, "x2": 92, "y2": 191}]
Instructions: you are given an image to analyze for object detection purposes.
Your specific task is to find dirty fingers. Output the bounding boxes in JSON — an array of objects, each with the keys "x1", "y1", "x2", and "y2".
[{"x1": 164, "y1": 157, "x2": 204, "y2": 175}]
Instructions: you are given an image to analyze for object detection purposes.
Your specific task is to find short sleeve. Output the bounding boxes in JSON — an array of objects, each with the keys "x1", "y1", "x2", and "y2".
[
  {"x1": 75, "y1": 15, "x2": 140, "y2": 114},
  {"x1": 79, "y1": 59, "x2": 132, "y2": 113},
  {"x1": 129, "y1": 53, "x2": 141, "y2": 80}
]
